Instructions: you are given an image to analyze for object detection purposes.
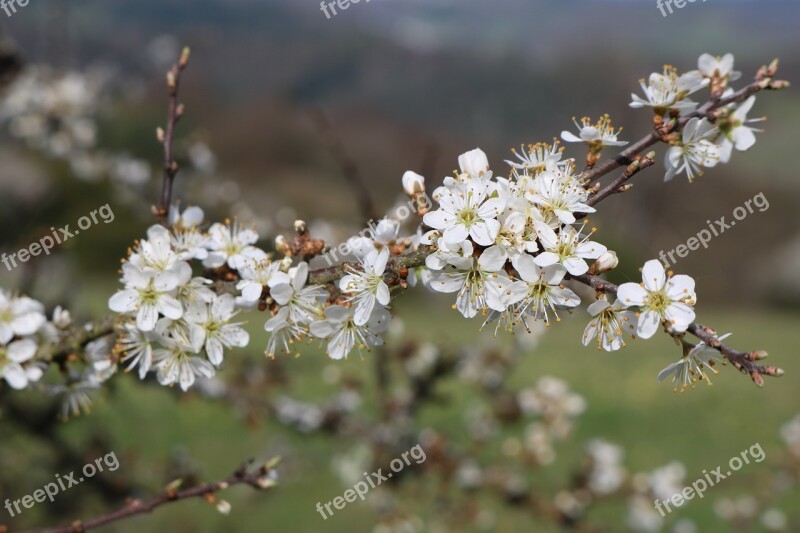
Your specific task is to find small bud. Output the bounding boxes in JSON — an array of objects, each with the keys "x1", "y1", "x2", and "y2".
[
  {"x1": 167, "y1": 71, "x2": 177, "y2": 89},
  {"x1": 156, "y1": 127, "x2": 166, "y2": 142},
  {"x1": 590, "y1": 250, "x2": 618, "y2": 275},
  {"x1": 265, "y1": 456, "x2": 283, "y2": 470},
  {"x1": 165, "y1": 478, "x2": 183, "y2": 498},
  {"x1": 767, "y1": 58, "x2": 779, "y2": 76},
  {"x1": 294, "y1": 220, "x2": 307, "y2": 234},
  {"x1": 458, "y1": 148, "x2": 490, "y2": 178},
  {"x1": 275, "y1": 235, "x2": 292, "y2": 256},
  {"x1": 402, "y1": 171, "x2": 426, "y2": 196},
  {"x1": 176, "y1": 103, "x2": 186, "y2": 117},
  {"x1": 256, "y1": 476, "x2": 278, "y2": 490},
  {"x1": 749, "y1": 350, "x2": 768, "y2": 361},
  {"x1": 216, "y1": 500, "x2": 231, "y2": 515},
  {"x1": 179, "y1": 46, "x2": 191, "y2": 68},
  {"x1": 768, "y1": 80, "x2": 791, "y2": 90},
  {"x1": 765, "y1": 366, "x2": 784, "y2": 377}
]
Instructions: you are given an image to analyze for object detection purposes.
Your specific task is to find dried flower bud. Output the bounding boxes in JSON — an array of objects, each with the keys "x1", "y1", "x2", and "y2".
[{"x1": 402, "y1": 171, "x2": 425, "y2": 196}]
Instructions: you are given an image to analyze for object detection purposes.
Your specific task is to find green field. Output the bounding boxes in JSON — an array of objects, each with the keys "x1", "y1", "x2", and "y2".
[{"x1": 4, "y1": 290, "x2": 798, "y2": 532}]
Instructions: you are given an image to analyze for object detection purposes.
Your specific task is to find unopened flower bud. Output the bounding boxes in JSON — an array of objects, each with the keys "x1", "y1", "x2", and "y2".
[
  {"x1": 275, "y1": 235, "x2": 292, "y2": 256},
  {"x1": 294, "y1": 220, "x2": 307, "y2": 234},
  {"x1": 216, "y1": 500, "x2": 231, "y2": 515},
  {"x1": 592, "y1": 250, "x2": 618, "y2": 274},
  {"x1": 256, "y1": 476, "x2": 278, "y2": 489},
  {"x1": 402, "y1": 171, "x2": 426, "y2": 196},
  {"x1": 179, "y1": 46, "x2": 191, "y2": 68},
  {"x1": 458, "y1": 148, "x2": 490, "y2": 178}
]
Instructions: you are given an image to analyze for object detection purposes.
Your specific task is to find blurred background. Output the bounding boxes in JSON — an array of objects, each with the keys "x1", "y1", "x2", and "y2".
[{"x1": 0, "y1": 0, "x2": 799, "y2": 531}]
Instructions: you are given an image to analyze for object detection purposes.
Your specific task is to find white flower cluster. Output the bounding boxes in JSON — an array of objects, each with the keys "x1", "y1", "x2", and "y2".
[
  {"x1": 630, "y1": 53, "x2": 763, "y2": 182},
  {"x1": 100, "y1": 52, "x2": 766, "y2": 393},
  {"x1": 109, "y1": 207, "x2": 250, "y2": 390},
  {"x1": 421, "y1": 146, "x2": 601, "y2": 329},
  {"x1": 0, "y1": 289, "x2": 116, "y2": 417},
  {"x1": 0, "y1": 290, "x2": 47, "y2": 389}
]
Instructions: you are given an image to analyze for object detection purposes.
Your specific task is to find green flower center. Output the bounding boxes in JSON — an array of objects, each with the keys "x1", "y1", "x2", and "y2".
[
  {"x1": 646, "y1": 290, "x2": 670, "y2": 313},
  {"x1": 458, "y1": 207, "x2": 478, "y2": 227}
]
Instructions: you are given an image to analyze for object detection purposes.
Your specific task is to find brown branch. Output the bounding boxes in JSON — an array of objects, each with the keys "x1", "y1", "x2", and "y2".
[
  {"x1": 155, "y1": 47, "x2": 191, "y2": 224},
  {"x1": 570, "y1": 273, "x2": 784, "y2": 385},
  {"x1": 30, "y1": 459, "x2": 280, "y2": 533},
  {"x1": 582, "y1": 71, "x2": 778, "y2": 191},
  {"x1": 583, "y1": 151, "x2": 656, "y2": 210},
  {"x1": 310, "y1": 109, "x2": 378, "y2": 222}
]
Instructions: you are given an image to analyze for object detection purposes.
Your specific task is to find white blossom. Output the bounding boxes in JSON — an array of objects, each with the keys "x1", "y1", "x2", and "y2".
[
  {"x1": 617, "y1": 260, "x2": 696, "y2": 338},
  {"x1": 185, "y1": 294, "x2": 250, "y2": 366},
  {"x1": 339, "y1": 248, "x2": 392, "y2": 325},
  {"x1": 664, "y1": 117, "x2": 720, "y2": 182},
  {"x1": 310, "y1": 305, "x2": 391, "y2": 360}
]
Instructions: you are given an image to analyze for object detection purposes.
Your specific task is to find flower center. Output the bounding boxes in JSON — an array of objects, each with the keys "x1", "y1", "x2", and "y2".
[
  {"x1": 646, "y1": 290, "x2": 670, "y2": 313},
  {"x1": 458, "y1": 208, "x2": 478, "y2": 227}
]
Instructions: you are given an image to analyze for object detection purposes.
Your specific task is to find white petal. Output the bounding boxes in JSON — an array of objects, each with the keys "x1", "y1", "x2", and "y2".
[
  {"x1": 109, "y1": 290, "x2": 140, "y2": 313},
  {"x1": 240, "y1": 282, "x2": 263, "y2": 302},
  {"x1": 271, "y1": 284, "x2": 294, "y2": 306},
  {"x1": 657, "y1": 360, "x2": 683, "y2": 382},
  {"x1": 617, "y1": 283, "x2": 647, "y2": 307},
  {"x1": 136, "y1": 305, "x2": 159, "y2": 332},
  {"x1": 3, "y1": 364, "x2": 28, "y2": 389},
  {"x1": 422, "y1": 210, "x2": 456, "y2": 231},
  {"x1": 641, "y1": 260, "x2": 666, "y2": 292},
  {"x1": 665, "y1": 275, "x2": 696, "y2": 301},
  {"x1": 354, "y1": 294, "x2": 376, "y2": 326},
  {"x1": 637, "y1": 309, "x2": 661, "y2": 339},
  {"x1": 206, "y1": 337, "x2": 224, "y2": 365},
  {"x1": 512, "y1": 254, "x2": 540, "y2": 283},
  {"x1": 562, "y1": 256, "x2": 589, "y2": 276},
  {"x1": 443, "y1": 223, "x2": 470, "y2": 245},
  {"x1": 157, "y1": 296, "x2": 184, "y2": 320},
  {"x1": 376, "y1": 282, "x2": 391, "y2": 306},
  {"x1": 533, "y1": 252, "x2": 560, "y2": 268},
  {"x1": 478, "y1": 246, "x2": 508, "y2": 272},
  {"x1": 469, "y1": 219, "x2": 499, "y2": 246},
  {"x1": 7, "y1": 339, "x2": 37, "y2": 362},
  {"x1": 732, "y1": 127, "x2": 756, "y2": 151},
  {"x1": 665, "y1": 302, "x2": 695, "y2": 332},
  {"x1": 430, "y1": 273, "x2": 466, "y2": 294}
]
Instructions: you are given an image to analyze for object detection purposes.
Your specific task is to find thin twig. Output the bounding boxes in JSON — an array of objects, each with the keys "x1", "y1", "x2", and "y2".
[
  {"x1": 30, "y1": 459, "x2": 280, "y2": 533},
  {"x1": 155, "y1": 47, "x2": 191, "y2": 224},
  {"x1": 570, "y1": 273, "x2": 783, "y2": 385}
]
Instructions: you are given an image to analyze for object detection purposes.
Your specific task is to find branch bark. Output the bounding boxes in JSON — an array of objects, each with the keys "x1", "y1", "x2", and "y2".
[
  {"x1": 156, "y1": 47, "x2": 190, "y2": 224},
  {"x1": 31, "y1": 459, "x2": 279, "y2": 533}
]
